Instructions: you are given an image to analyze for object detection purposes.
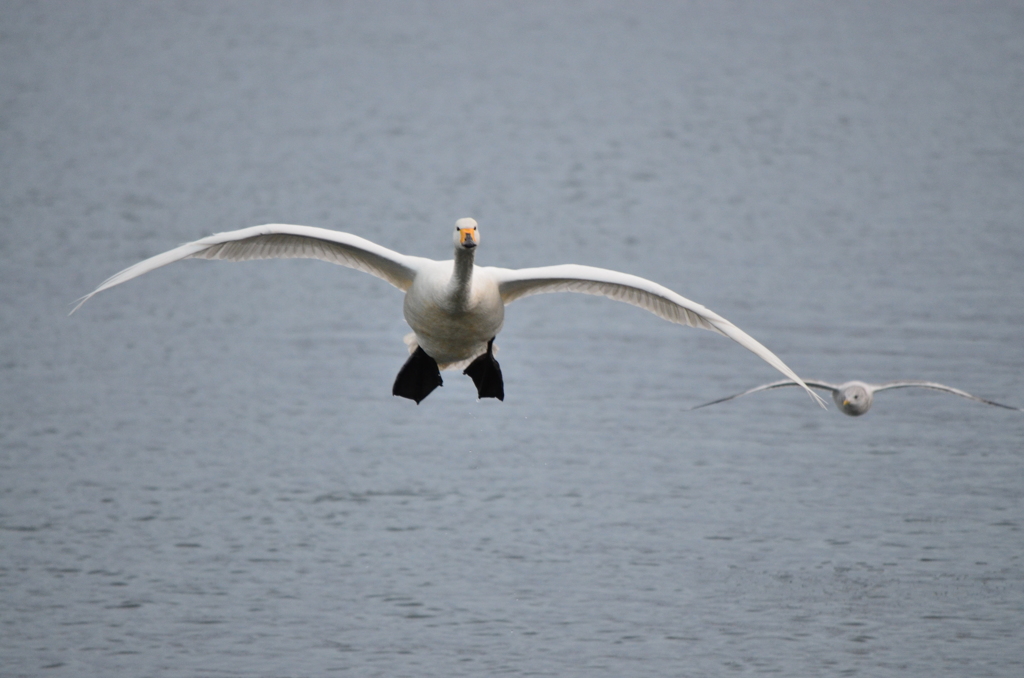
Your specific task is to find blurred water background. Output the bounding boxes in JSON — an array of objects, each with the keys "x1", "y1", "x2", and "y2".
[{"x1": 2, "y1": 2, "x2": 1023, "y2": 676}]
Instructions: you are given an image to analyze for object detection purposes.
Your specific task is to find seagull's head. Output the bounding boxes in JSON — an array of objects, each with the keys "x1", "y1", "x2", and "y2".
[
  {"x1": 454, "y1": 217, "x2": 479, "y2": 250},
  {"x1": 835, "y1": 382, "x2": 872, "y2": 416}
]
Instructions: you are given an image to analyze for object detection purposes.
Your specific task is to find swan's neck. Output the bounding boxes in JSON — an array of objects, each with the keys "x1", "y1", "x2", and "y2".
[{"x1": 448, "y1": 247, "x2": 476, "y2": 306}]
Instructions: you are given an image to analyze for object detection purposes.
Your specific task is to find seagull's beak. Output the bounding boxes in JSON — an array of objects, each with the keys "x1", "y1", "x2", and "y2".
[
  {"x1": 842, "y1": 399, "x2": 850, "y2": 407},
  {"x1": 459, "y1": 228, "x2": 478, "y2": 248}
]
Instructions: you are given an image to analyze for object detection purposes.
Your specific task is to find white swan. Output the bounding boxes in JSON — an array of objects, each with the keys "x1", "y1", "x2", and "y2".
[
  {"x1": 72, "y1": 218, "x2": 826, "y2": 406},
  {"x1": 690, "y1": 379, "x2": 1024, "y2": 416}
]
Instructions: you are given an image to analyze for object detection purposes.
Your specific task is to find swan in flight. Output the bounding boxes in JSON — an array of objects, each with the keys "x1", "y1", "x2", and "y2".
[
  {"x1": 690, "y1": 378, "x2": 1023, "y2": 416},
  {"x1": 72, "y1": 218, "x2": 826, "y2": 406}
]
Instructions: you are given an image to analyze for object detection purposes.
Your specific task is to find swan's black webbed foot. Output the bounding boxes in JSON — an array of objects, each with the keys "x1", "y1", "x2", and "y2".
[
  {"x1": 463, "y1": 338, "x2": 504, "y2": 401},
  {"x1": 392, "y1": 346, "x2": 443, "y2": 404}
]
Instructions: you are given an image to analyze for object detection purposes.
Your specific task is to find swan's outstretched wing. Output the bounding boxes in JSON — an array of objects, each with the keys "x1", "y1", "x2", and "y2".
[
  {"x1": 71, "y1": 224, "x2": 423, "y2": 313},
  {"x1": 491, "y1": 264, "x2": 827, "y2": 408},
  {"x1": 689, "y1": 379, "x2": 840, "y2": 411},
  {"x1": 872, "y1": 381, "x2": 1024, "y2": 411}
]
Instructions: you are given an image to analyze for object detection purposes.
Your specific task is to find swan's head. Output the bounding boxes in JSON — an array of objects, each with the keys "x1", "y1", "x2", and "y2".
[
  {"x1": 454, "y1": 217, "x2": 479, "y2": 250},
  {"x1": 834, "y1": 382, "x2": 872, "y2": 416}
]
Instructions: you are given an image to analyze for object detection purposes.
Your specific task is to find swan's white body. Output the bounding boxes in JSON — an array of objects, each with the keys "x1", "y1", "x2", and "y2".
[
  {"x1": 690, "y1": 378, "x2": 1023, "y2": 416},
  {"x1": 73, "y1": 219, "x2": 826, "y2": 406},
  {"x1": 401, "y1": 256, "x2": 505, "y2": 368}
]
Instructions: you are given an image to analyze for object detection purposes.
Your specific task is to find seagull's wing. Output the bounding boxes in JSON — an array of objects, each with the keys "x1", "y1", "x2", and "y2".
[
  {"x1": 491, "y1": 264, "x2": 827, "y2": 408},
  {"x1": 71, "y1": 224, "x2": 424, "y2": 313},
  {"x1": 689, "y1": 379, "x2": 840, "y2": 411},
  {"x1": 871, "y1": 381, "x2": 1024, "y2": 411}
]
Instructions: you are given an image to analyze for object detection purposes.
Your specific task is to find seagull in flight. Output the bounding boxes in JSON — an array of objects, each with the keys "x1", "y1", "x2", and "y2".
[
  {"x1": 73, "y1": 218, "x2": 826, "y2": 407},
  {"x1": 690, "y1": 378, "x2": 1023, "y2": 416}
]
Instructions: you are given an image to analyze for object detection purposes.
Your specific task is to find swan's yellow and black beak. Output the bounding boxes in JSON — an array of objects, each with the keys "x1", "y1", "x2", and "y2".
[{"x1": 459, "y1": 227, "x2": 478, "y2": 248}]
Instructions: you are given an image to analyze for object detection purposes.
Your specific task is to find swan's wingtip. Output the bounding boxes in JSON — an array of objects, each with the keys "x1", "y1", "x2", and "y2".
[{"x1": 68, "y1": 294, "x2": 93, "y2": 316}]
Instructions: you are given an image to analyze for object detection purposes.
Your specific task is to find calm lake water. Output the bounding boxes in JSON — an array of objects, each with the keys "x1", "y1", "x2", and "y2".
[{"x1": 3, "y1": 2, "x2": 1023, "y2": 676}]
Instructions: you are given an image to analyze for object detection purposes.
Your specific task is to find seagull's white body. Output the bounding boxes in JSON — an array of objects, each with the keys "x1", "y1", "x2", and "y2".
[
  {"x1": 690, "y1": 378, "x2": 1023, "y2": 416},
  {"x1": 73, "y1": 219, "x2": 825, "y2": 406}
]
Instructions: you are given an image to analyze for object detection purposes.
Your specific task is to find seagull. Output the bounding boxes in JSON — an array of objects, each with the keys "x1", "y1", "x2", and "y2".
[
  {"x1": 72, "y1": 218, "x2": 826, "y2": 407},
  {"x1": 690, "y1": 379, "x2": 1024, "y2": 416}
]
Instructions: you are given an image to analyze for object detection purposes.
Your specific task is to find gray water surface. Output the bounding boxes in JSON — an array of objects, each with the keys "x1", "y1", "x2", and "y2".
[{"x1": 3, "y1": 2, "x2": 1024, "y2": 676}]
